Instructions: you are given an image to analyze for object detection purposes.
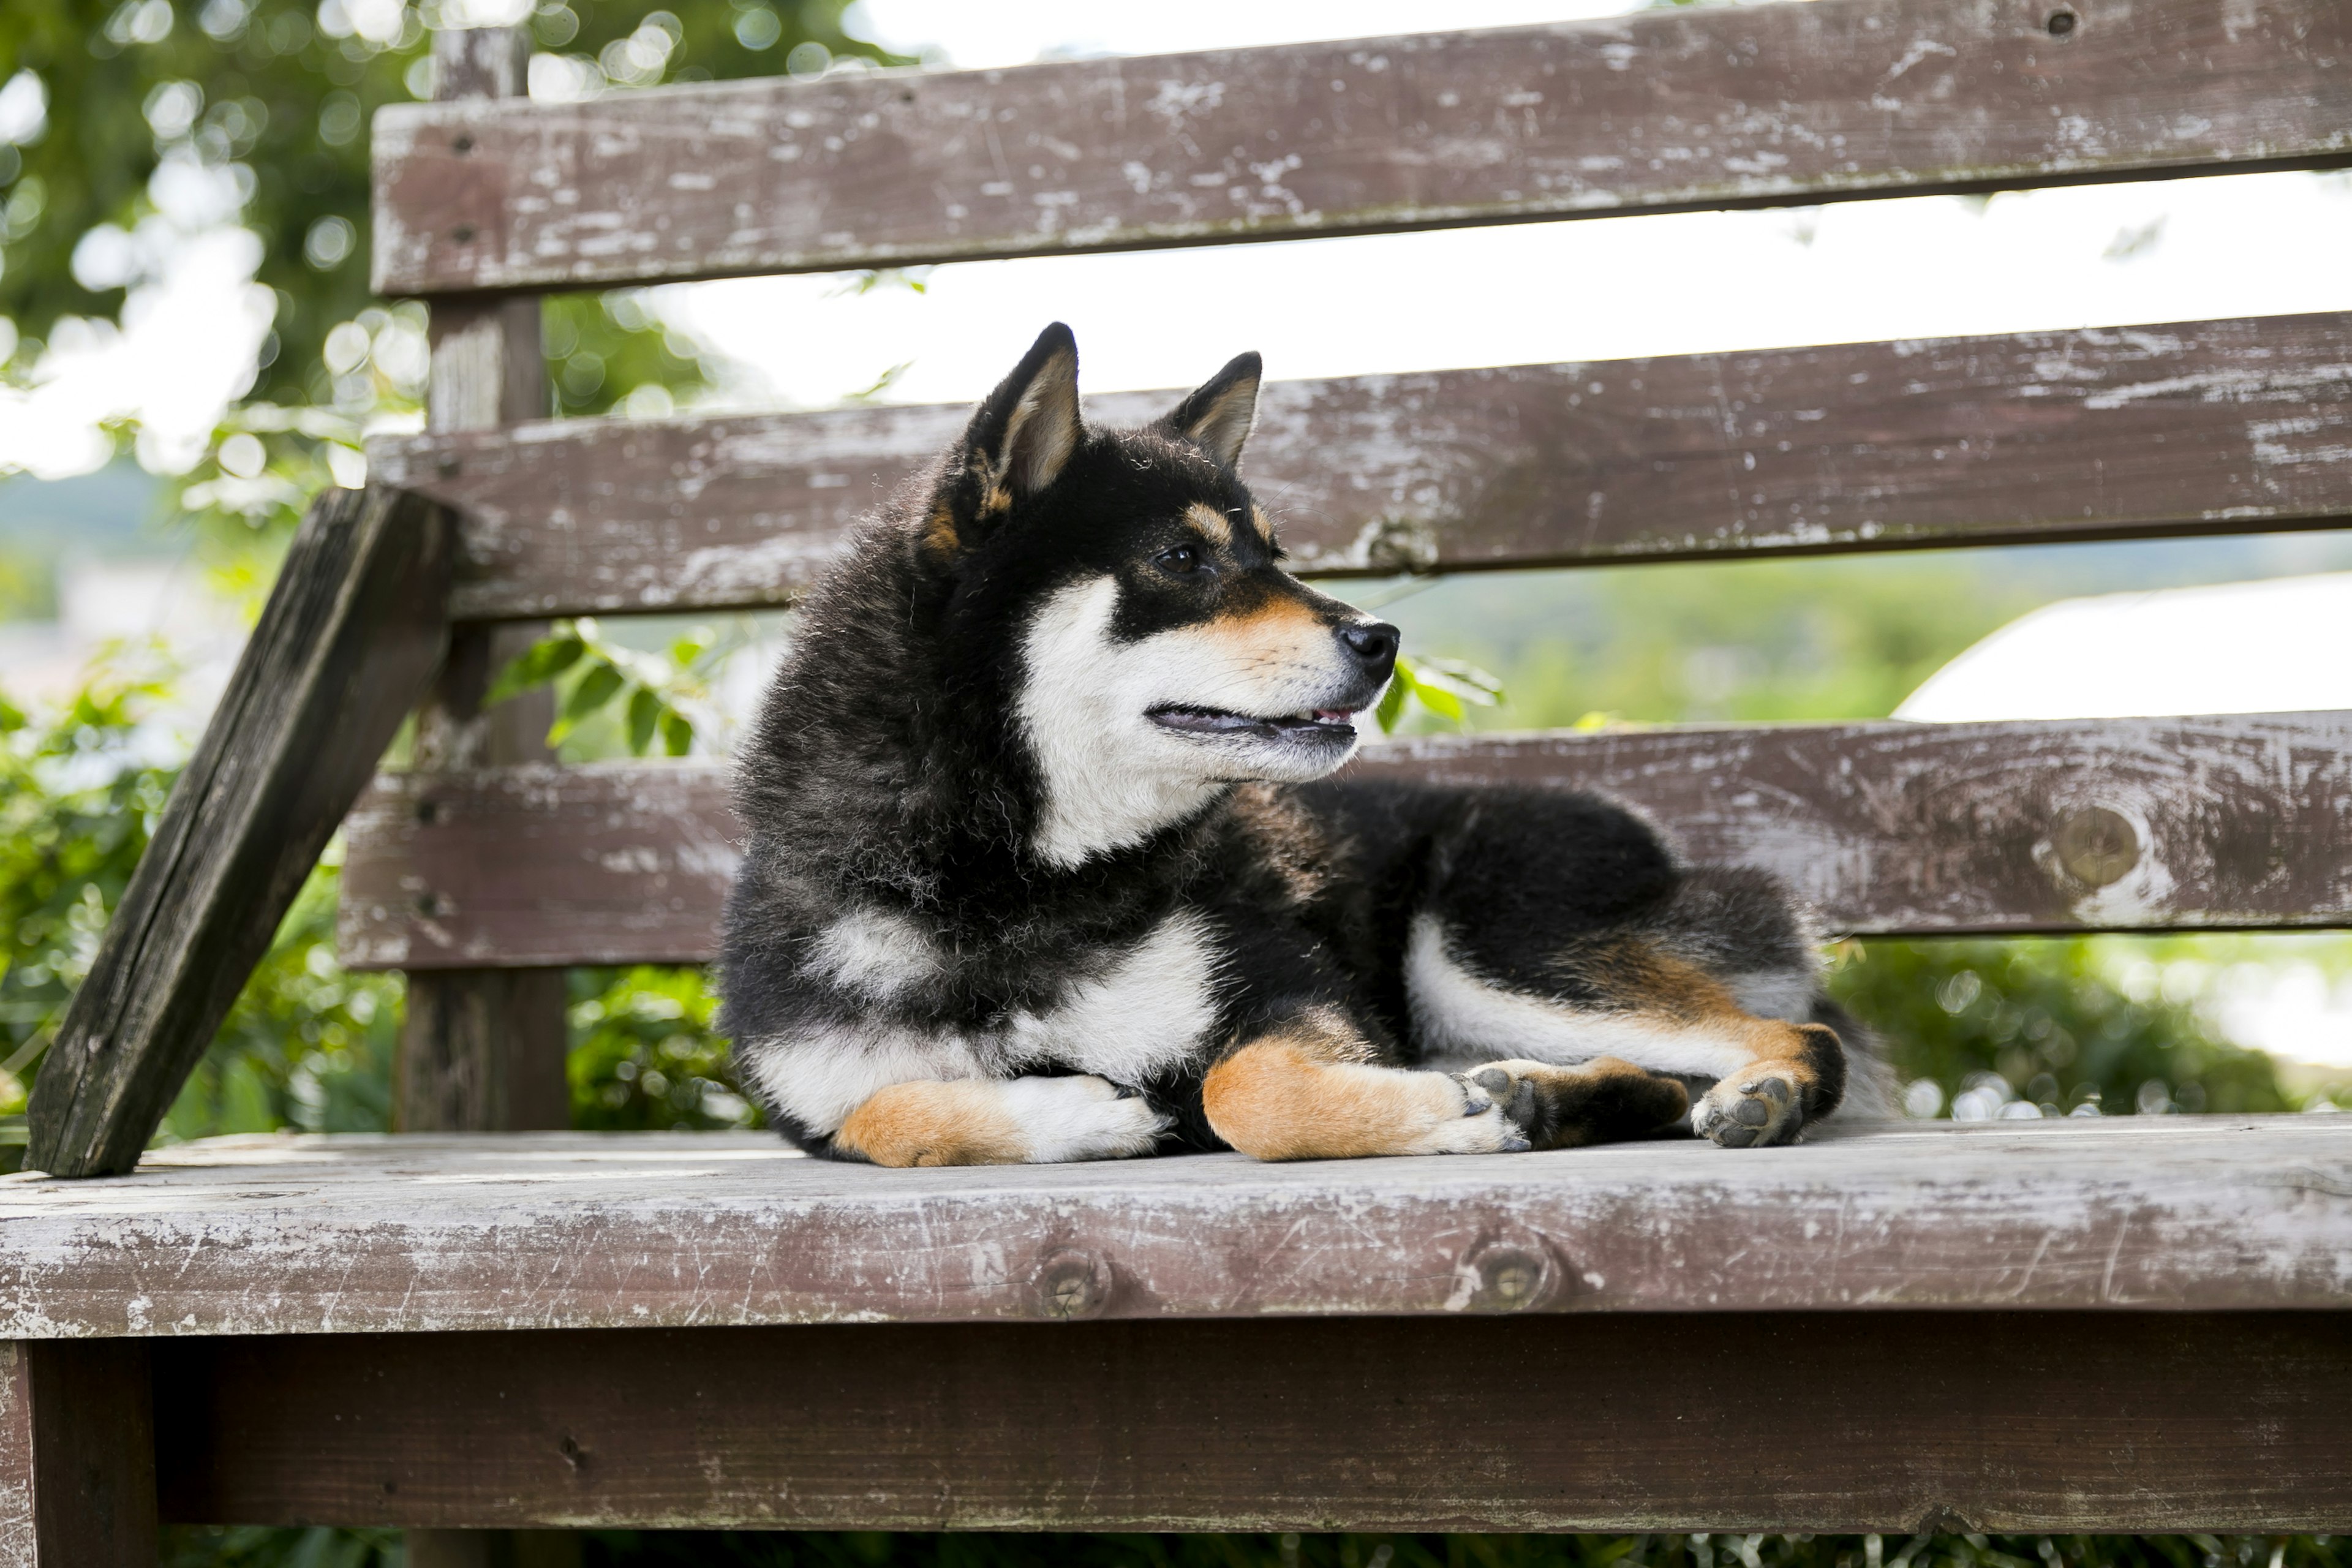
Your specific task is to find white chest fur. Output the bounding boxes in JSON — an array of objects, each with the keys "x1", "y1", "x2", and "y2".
[{"x1": 752, "y1": 908, "x2": 1225, "y2": 1136}]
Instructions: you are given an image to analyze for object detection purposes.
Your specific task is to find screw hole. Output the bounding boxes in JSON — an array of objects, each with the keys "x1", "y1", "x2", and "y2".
[
  {"x1": 2046, "y1": 9, "x2": 2077, "y2": 36},
  {"x1": 452, "y1": 133, "x2": 473, "y2": 153},
  {"x1": 451, "y1": 223, "x2": 476, "y2": 244}
]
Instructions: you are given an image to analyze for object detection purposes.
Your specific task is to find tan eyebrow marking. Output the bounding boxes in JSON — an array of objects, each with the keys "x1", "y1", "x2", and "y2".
[{"x1": 1185, "y1": 501, "x2": 1234, "y2": 548}]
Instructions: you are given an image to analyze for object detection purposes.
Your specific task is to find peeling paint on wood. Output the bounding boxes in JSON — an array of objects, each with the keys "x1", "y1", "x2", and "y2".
[
  {"x1": 335, "y1": 712, "x2": 2352, "y2": 970},
  {"x1": 3, "y1": 1119, "x2": 2349, "y2": 1340},
  {"x1": 364, "y1": 313, "x2": 2352, "y2": 620},
  {"x1": 369, "y1": 0, "x2": 2352, "y2": 296}
]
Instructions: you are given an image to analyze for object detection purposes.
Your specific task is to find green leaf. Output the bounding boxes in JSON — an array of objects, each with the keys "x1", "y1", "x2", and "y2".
[
  {"x1": 661, "y1": 709, "x2": 695, "y2": 757},
  {"x1": 1412, "y1": 678, "x2": 1464, "y2": 722},
  {"x1": 0, "y1": 696, "x2": 25, "y2": 734},
  {"x1": 485, "y1": 634, "x2": 584, "y2": 707},
  {"x1": 625, "y1": 687, "x2": 660, "y2": 756},
  {"x1": 1375, "y1": 676, "x2": 1409, "y2": 734},
  {"x1": 548, "y1": 660, "x2": 627, "y2": 743}
]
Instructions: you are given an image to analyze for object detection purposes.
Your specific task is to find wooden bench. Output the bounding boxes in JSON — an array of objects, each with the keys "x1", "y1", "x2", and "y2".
[{"x1": 12, "y1": 2, "x2": 2352, "y2": 1561}]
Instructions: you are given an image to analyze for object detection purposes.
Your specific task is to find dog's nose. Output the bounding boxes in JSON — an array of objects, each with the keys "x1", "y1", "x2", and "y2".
[{"x1": 1338, "y1": 621, "x2": 1401, "y2": 677}]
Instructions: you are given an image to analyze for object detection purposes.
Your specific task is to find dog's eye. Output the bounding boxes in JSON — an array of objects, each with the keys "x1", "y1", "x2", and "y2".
[{"x1": 1155, "y1": 543, "x2": 1208, "y2": 576}]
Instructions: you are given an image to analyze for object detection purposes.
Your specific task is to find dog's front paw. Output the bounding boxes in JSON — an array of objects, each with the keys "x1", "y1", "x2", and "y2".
[
  {"x1": 1693, "y1": 1067, "x2": 1804, "y2": 1148},
  {"x1": 1408, "y1": 1072, "x2": 1529, "y2": 1155}
]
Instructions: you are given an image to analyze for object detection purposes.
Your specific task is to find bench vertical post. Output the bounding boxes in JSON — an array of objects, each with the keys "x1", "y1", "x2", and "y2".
[
  {"x1": 0, "y1": 1341, "x2": 156, "y2": 1567},
  {"x1": 396, "y1": 23, "x2": 568, "y2": 1138},
  {"x1": 400, "y1": 27, "x2": 575, "y2": 1568}
]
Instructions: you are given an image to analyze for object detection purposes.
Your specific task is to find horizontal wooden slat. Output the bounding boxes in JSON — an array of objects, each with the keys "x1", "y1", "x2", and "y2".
[
  {"x1": 337, "y1": 712, "x2": 2352, "y2": 970},
  {"x1": 10, "y1": 1120, "x2": 2352, "y2": 1336},
  {"x1": 156, "y1": 1311, "x2": 2352, "y2": 1531},
  {"x1": 368, "y1": 312, "x2": 2352, "y2": 622},
  {"x1": 369, "y1": 0, "x2": 2352, "y2": 296}
]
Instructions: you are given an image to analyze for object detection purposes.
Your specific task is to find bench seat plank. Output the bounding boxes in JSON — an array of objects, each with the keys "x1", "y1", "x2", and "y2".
[
  {"x1": 6, "y1": 1118, "x2": 2350, "y2": 1338},
  {"x1": 370, "y1": 312, "x2": 2352, "y2": 621},
  {"x1": 336, "y1": 711, "x2": 2352, "y2": 970},
  {"x1": 370, "y1": 0, "x2": 2352, "y2": 296}
]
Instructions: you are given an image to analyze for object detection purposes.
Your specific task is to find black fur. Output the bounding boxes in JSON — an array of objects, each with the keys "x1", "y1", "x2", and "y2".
[{"x1": 720, "y1": 325, "x2": 1882, "y2": 1159}]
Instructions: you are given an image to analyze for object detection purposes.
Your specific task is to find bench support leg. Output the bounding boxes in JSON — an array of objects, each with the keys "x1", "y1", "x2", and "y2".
[{"x1": 0, "y1": 1341, "x2": 156, "y2": 1567}]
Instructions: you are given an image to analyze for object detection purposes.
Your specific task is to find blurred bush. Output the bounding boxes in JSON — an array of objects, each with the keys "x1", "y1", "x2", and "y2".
[{"x1": 1826, "y1": 938, "x2": 2309, "y2": 1120}]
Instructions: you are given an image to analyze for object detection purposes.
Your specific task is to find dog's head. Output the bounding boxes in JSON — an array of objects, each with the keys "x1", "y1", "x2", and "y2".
[{"x1": 918, "y1": 322, "x2": 1398, "y2": 868}]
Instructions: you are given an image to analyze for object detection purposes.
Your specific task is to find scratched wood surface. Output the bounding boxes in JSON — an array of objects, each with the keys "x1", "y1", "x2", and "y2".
[
  {"x1": 336, "y1": 712, "x2": 2352, "y2": 970},
  {"x1": 26, "y1": 486, "x2": 453, "y2": 1180},
  {"x1": 7, "y1": 1118, "x2": 2351, "y2": 1338},
  {"x1": 369, "y1": 0, "x2": 2352, "y2": 296},
  {"x1": 154, "y1": 1313, "x2": 2352, "y2": 1531},
  {"x1": 368, "y1": 312, "x2": 2352, "y2": 622}
]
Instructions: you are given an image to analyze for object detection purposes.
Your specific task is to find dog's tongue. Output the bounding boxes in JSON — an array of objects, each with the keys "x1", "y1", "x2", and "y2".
[{"x1": 1313, "y1": 709, "x2": 1352, "y2": 723}]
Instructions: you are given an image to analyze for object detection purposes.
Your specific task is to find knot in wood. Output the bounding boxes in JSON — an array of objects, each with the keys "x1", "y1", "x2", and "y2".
[
  {"x1": 1031, "y1": 1248, "x2": 1111, "y2": 1321},
  {"x1": 1457, "y1": 1238, "x2": 1559, "y2": 1314},
  {"x1": 2051, "y1": 805, "x2": 2138, "y2": 889}
]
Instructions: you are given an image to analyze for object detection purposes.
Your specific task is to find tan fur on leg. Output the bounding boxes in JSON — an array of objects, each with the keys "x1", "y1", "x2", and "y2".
[
  {"x1": 1203, "y1": 1013, "x2": 1519, "y2": 1161},
  {"x1": 835, "y1": 1080, "x2": 1028, "y2": 1166}
]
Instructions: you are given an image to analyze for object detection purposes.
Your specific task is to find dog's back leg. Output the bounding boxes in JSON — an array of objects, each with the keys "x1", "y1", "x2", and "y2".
[
  {"x1": 834, "y1": 1075, "x2": 1172, "y2": 1166},
  {"x1": 1200, "y1": 1009, "x2": 1684, "y2": 1159}
]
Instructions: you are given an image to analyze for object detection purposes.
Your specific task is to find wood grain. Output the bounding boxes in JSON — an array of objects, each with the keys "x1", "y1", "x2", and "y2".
[
  {"x1": 365, "y1": 312, "x2": 2352, "y2": 621},
  {"x1": 398, "y1": 23, "x2": 572, "y2": 1145},
  {"x1": 155, "y1": 1311, "x2": 2352, "y2": 1531},
  {"x1": 0, "y1": 1343, "x2": 156, "y2": 1567},
  {"x1": 9, "y1": 1119, "x2": 2352, "y2": 1338},
  {"x1": 24, "y1": 486, "x2": 452, "y2": 1180},
  {"x1": 336, "y1": 711, "x2": 2352, "y2": 970},
  {"x1": 369, "y1": 0, "x2": 2352, "y2": 296}
]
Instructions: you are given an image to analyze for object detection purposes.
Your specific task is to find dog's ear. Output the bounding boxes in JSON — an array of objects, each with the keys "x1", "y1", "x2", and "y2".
[
  {"x1": 1159, "y1": 350, "x2": 1261, "y2": 470},
  {"x1": 963, "y1": 322, "x2": 1083, "y2": 501}
]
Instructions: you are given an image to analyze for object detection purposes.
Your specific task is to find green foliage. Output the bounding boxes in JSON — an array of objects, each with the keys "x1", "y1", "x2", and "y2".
[
  {"x1": 1830, "y1": 937, "x2": 2312, "y2": 1118},
  {"x1": 1376, "y1": 653, "x2": 1503, "y2": 734},
  {"x1": 0, "y1": 656, "x2": 401, "y2": 1163},
  {"x1": 0, "y1": 0, "x2": 892, "y2": 397},
  {"x1": 568, "y1": 1532, "x2": 2352, "y2": 1568},
  {"x1": 489, "y1": 614, "x2": 745, "y2": 757},
  {"x1": 0, "y1": 655, "x2": 177, "y2": 1152},
  {"x1": 162, "y1": 853, "x2": 402, "y2": 1139},
  {"x1": 568, "y1": 963, "x2": 755, "y2": 1129}
]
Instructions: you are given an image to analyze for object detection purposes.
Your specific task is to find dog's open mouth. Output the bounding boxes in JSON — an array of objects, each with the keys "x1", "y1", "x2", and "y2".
[{"x1": 1147, "y1": 704, "x2": 1359, "y2": 744}]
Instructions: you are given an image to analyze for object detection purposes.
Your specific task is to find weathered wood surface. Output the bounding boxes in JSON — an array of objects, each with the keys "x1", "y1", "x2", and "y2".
[
  {"x1": 153, "y1": 1311, "x2": 2352, "y2": 1532},
  {"x1": 6, "y1": 1118, "x2": 2351, "y2": 1338},
  {"x1": 337, "y1": 712, "x2": 2352, "y2": 970},
  {"x1": 25, "y1": 486, "x2": 453, "y2": 1180},
  {"x1": 0, "y1": 1341, "x2": 156, "y2": 1567},
  {"x1": 396, "y1": 21, "x2": 573, "y2": 1146},
  {"x1": 368, "y1": 312, "x2": 2352, "y2": 620},
  {"x1": 371, "y1": 0, "x2": 2352, "y2": 296}
]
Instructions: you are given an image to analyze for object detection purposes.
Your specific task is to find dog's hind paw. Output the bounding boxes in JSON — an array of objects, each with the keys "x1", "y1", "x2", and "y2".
[
  {"x1": 1693, "y1": 1066, "x2": 1804, "y2": 1148},
  {"x1": 1463, "y1": 1057, "x2": 1690, "y2": 1150}
]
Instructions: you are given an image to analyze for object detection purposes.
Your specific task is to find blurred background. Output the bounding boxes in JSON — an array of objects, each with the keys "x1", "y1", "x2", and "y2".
[{"x1": 3, "y1": 0, "x2": 2351, "y2": 1562}]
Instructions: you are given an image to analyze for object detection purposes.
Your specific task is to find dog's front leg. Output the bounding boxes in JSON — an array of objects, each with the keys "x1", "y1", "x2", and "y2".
[
  {"x1": 1200, "y1": 1010, "x2": 1533, "y2": 1159},
  {"x1": 834, "y1": 1075, "x2": 1171, "y2": 1166}
]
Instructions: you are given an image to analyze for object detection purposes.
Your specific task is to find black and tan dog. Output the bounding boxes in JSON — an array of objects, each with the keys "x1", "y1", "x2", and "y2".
[{"x1": 721, "y1": 323, "x2": 1891, "y2": 1165}]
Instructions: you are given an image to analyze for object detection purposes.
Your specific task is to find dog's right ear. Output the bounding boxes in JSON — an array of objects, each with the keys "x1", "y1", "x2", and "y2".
[{"x1": 962, "y1": 322, "x2": 1083, "y2": 507}]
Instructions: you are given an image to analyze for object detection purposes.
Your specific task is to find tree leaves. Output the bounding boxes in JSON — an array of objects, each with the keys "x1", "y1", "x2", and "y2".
[
  {"x1": 1376, "y1": 653, "x2": 1505, "y2": 735},
  {"x1": 489, "y1": 614, "x2": 740, "y2": 757}
]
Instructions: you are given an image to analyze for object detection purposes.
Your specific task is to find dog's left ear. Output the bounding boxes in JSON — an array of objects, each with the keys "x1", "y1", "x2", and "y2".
[{"x1": 1159, "y1": 351, "x2": 1261, "y2": 470}]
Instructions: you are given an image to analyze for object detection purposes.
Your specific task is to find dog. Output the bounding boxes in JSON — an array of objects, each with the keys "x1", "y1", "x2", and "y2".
[{"x1": 720, "y1": 323, "x2": 1892, "y2": 1165}]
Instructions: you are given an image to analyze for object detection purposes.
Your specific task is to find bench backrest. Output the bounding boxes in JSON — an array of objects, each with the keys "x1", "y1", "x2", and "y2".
[{"x1": 341, "y1": 0, "x2": 2352, "y2": 999}]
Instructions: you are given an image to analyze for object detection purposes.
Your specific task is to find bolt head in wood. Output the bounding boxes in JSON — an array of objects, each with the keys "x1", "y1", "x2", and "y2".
[{"x1": 2052, "y1": 805, "x2": 2139, "y2": 889}]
